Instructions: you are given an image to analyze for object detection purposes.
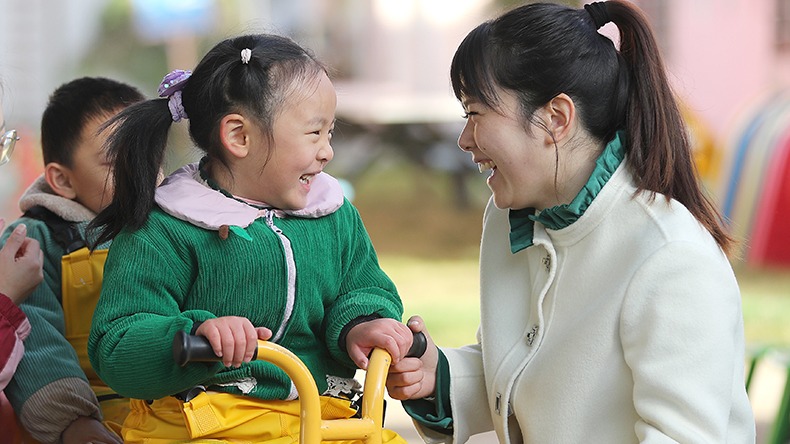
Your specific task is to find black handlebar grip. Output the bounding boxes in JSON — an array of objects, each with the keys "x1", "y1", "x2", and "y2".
[
  {"x1": 172, "y1": 330, "x2": 259, "y2": 367},
  {"x1": 407, "y1": 331, "x2": 428, "y2": 358},
  {"x1": 173, "y1": 330, "x2": 428, "y2": 367}
]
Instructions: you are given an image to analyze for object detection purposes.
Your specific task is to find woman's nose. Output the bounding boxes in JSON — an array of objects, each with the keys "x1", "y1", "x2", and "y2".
[{"x1": 457, "y1": 121, "x2": 475, "y2": 152}]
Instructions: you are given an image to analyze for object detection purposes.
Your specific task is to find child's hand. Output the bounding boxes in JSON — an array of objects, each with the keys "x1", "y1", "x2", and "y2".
[
  {"x1": 195, "y1": 317, "x2": 272, "y2": 368},
  {"x1": 386, "y1": 315, "x2": 439, "y2": 400},
  {"x1": 0, "y1": 222, "x2": 44, "y2": 305},
  {"x1": 346, "y1": 317, "x2": 413, "y2": 370}
]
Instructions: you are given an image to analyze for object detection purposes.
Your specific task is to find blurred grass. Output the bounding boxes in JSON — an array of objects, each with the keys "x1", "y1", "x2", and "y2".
[
  {"x1": 737, "y1": 267, "x2": 790, "y2": 347},
  {"x1": 349, "y1": 158, "x2": 790, "y2": 350}
]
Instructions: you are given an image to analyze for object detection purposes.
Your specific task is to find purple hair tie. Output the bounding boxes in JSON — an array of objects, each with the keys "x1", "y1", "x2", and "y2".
[{"x1": 158, "y1": 69, "x2": 192, "y2": 122}]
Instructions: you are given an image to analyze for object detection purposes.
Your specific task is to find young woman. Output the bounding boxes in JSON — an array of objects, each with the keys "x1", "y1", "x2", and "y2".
[
  {"x1": 387, "y1": 2, "x2": 755, "y2": 443},
  {"x1": 88, "y1": 34, "x2": 413, "y2": 443}
]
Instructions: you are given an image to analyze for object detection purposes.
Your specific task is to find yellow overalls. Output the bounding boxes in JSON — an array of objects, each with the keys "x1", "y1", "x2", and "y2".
[
  {"x1": 125, "y1": 393, "x2": 407, "y2": 443},
  {"x1": 61, "y1": 246, "x2": 129, "y2": 435}
]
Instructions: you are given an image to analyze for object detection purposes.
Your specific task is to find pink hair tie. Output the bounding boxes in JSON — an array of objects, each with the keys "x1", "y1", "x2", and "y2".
[{"x1": 158, "y1": 69, "x2": 192, "y2": 122}]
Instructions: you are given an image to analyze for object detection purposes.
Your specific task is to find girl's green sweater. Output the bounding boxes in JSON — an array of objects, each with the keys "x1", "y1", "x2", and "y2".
[{"x1": 88, "y1": 200, "x2": 403, "y2": 401}]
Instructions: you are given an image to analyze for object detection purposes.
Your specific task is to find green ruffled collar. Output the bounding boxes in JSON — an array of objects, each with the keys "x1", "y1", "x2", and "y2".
[{"x1": 508, "y1": 131, "x2": 626, "y2": 254}]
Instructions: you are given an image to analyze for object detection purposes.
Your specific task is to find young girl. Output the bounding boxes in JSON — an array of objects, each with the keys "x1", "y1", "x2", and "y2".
[
  {"x1": 387, "y1": 2, "x2": 755, "y2": 443},
  {"x1": 88, "y1": 34, "x2": 413, "y2": 443}
]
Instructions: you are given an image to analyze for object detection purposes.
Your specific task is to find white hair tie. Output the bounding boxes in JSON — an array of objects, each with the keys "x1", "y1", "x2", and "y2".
[{"x1": 241, "y1": 48, "x2": 252, "y2": 64}]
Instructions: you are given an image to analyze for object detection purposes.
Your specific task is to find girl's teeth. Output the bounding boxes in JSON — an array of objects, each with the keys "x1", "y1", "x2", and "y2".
[{"x1": 300, "y1": 175, "x2": 313, "y2": 184}]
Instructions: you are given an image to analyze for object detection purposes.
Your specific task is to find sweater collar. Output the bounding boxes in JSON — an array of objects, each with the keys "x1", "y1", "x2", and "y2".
[
  {"x1": 18, "y1": 175, "x2": 96, "y2": 222},
  {"x1": 154, "y1": 161, "x2": 345, "y2": 231},
  {"x1": 508, "y1": 130, "x2": 626, "y2": 254}
]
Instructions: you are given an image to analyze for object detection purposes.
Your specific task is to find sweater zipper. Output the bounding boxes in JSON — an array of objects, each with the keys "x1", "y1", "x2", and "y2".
[{"x1": 263, "y1": 210, "x2": 296, "y2": 342}]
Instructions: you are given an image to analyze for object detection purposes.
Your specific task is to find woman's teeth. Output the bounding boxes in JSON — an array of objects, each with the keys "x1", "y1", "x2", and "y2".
[{"x1": 478, "y1": 160, "x2": 496, "y2": 173}]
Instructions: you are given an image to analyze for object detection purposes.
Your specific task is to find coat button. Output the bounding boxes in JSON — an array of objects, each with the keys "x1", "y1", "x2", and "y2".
[{"x1": 526, "y1": 325, "x2": 539, "y2": 346}]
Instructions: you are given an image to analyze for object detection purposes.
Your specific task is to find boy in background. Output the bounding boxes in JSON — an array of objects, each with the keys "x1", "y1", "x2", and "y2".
[{"x1": 0, "y1": 77, "x2": 144, "y2": 443}]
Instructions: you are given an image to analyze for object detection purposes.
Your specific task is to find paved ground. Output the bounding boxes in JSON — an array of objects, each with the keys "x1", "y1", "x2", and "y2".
[{"x1": 378, "y1": 358, "x2": 786, "y2": 443}]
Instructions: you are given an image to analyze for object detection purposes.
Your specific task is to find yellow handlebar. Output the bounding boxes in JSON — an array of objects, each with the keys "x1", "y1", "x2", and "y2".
[
  {"x1": 172, "y1": 331, "x2": 427, "y2": 444},
  {"x1": 256, "y1": 340, "x2": 391, "y2": 444}
]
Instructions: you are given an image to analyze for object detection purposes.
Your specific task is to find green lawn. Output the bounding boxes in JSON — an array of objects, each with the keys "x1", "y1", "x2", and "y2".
[
  {"x1": 379, "y1": 256, "x2": 482, "y2": 348},
  {"x1": 737, "y1": 267, "x2": 790, "y2": 347}
]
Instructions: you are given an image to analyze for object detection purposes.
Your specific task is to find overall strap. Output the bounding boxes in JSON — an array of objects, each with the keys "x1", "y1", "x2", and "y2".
[{"x1": 23, "y1": 205, "x2": 86, "y2": 253}]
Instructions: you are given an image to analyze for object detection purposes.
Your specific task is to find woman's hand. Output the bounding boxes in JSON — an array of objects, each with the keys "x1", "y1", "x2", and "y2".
[
  {"x1": 346, "y1": 317, "x2": 413, "y2": 369},
  {"x1": 0, "y1": 222, "x2": 44, "y2": 304},
  {"x1": 386, "y1": 315, "x2": 439, "y2": 400},
  {"x1": 195, "y1": 317, "x2": 272, "y2": 368}
]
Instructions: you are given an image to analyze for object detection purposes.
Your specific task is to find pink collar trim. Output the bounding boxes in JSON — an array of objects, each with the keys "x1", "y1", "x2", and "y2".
[{"x1": 154, "y1": 163, "x2": 344, "y2": 230}]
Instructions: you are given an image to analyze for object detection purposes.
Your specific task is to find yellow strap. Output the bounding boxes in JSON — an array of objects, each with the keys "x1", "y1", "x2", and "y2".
[
  {"x1": 60, "y1": 246, "x2": 126, "y2": 426},
  {"x1": 60, "y1": 247, "x2": 107, "y2": 384}
]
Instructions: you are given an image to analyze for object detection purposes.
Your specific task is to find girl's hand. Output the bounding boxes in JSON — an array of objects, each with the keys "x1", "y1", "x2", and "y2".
[
  {"x1": 386, "y1": 315, "x2": 439, "y2": 400},
  {"x1": 346, "y1": 317, "x2": 413, "y2": 369},
  {"x1": 0, "y1": 222, "x2": 44, "y2": 305},
  {"x1": 195, "y1": 317, "x2": 272, "y2": 368}
]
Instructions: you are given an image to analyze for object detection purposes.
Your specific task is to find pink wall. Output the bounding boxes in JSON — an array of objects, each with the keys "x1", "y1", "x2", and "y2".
[{"x1": 642, "y1": 0, "x2": 787, "y2": 144}]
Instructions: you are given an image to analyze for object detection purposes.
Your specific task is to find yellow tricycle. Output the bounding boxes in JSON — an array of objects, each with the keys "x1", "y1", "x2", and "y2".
[{"x1": 172, "y1": 331, "x2": 426, "y2": 444}]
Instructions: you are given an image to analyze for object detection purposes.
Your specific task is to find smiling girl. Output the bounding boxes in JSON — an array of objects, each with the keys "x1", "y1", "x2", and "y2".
[{"x1": 87, "y1": 34, "x2": 411, "y2": 443}]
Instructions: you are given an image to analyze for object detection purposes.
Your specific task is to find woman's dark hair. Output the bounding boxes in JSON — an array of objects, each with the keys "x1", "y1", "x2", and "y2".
[
  {"x1": 450, "y1": 1, "x2": 733, "y2": 253},
  {"x1": 90, "y1": 34, "x2": 326, "y2": 246}
]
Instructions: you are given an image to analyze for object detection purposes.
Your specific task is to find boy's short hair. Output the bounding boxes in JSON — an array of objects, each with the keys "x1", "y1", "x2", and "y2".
[{"x1": 41, "y1": 77, "x2": 145, "y2": 166}]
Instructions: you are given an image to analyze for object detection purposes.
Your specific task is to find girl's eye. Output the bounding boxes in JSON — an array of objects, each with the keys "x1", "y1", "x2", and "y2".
[{"x1": 462, "y1": 111, "x2": 479, "y2": 119}]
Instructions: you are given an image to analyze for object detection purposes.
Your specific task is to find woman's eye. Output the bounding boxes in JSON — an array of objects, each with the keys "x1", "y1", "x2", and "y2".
[{"x1": 462, "y1": 111, "x2": 479, "y2": 119}]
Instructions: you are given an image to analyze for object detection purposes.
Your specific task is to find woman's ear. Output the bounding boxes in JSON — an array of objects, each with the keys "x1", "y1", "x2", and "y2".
[
  {"x1": 44, "y1": 163, "x2": 77, "y2": 200},
  {"x1": 542, "y1": 93, "x2": 576, "y2": 145},
  {"x1": 219, "y1": 113, "x2": 251, "y2": 159}
]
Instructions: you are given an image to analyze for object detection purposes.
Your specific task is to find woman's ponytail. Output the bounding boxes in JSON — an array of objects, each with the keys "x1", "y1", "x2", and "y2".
[{"x1": 606, "y1": 0, "x2": 734, "y2": 254}]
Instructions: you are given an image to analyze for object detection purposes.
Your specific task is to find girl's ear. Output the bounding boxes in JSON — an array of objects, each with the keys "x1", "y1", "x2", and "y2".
[
  {"x1": 44, "y1": 163, "x2": 77, "y2": 200},
  {"x1": 219, "y1": 113, "x2": 251, "y2": 159},
  {"x1": 541, "y1": 93, "x2": 576, "y2": 145}
]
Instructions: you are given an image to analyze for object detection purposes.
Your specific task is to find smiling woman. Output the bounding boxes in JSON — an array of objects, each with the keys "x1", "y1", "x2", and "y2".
[{"x1": 386, "y1": 2, "x2": 755, "y2": 443}]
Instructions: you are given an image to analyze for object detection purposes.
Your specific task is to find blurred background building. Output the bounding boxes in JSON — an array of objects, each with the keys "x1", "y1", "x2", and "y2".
[{"x1": 1, "y1": 0, "x2": 789, "y2": 266}]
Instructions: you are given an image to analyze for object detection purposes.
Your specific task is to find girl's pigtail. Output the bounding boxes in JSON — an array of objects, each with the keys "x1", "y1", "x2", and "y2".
[
  {"x1": 90, "y1": 99, "x2": 173, "y2": 247},
  {"x1": 606, "y1": 0, "x2": 734, "y2": 253}
]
